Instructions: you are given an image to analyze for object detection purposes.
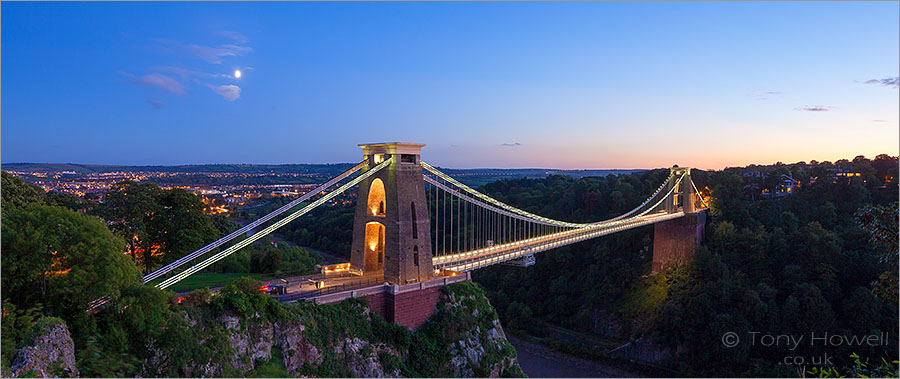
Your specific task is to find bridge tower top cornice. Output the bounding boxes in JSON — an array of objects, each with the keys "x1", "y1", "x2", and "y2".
[
  {"x1": 359, "y1": 142, "x2": 427, "y2": 156},
  {"x1": 670, "y1": 166, "x2": 692, "y2": 175}
]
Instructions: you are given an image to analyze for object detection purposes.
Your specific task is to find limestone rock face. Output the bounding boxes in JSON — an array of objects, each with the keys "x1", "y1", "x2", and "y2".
[
  {"x1": 334, "y1": 337, "x2": 401, "y2": 377},
  {"x1": 220, "y1": 313, "x2": 275, "y2": 373},
  {"x1": 10, "y1": 317, "x2": 79, "y2": 378},
  {"x1": 214, "y1": 313, "x2": 328, "y2": 376},
  {"x1": 274, "y1": 321, "x2": 321, "y2": 376},
  {"x1": 439, "y1": 287, "x2": 525, "y2": 378},
  {"x1": 139, "y1": 281, "x2": 524, "y2": 378}
]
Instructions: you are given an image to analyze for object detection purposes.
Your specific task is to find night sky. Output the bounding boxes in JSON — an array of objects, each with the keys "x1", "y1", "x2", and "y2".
[{"x1": 2, "y1": 2, "x2": 897, "y2": 169}]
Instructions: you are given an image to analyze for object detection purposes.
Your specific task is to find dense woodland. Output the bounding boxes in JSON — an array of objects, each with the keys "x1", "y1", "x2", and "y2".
[
  {"x1": 0, "y1": 172, "x2": 320, "y2": 375},
  {"x1": 472, "y1": 156, "x2": 899, "y2": 377}
]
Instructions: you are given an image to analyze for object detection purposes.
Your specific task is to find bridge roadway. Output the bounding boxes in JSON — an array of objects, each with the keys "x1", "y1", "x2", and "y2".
[
  {"x1": 433, "y1": 210, "x2": 686, "y2": 272},
  {"x1": 252, "y1": 210, "x2": 686, "y2": 302},
  {"x1": 260, "y1": 271, "x2": 386, "y2": 303}
]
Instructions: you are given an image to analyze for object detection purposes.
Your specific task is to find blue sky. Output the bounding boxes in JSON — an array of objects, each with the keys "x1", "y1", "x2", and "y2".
[{"x1": 2, "y1": 1, "x2": 897, "y2": 169}]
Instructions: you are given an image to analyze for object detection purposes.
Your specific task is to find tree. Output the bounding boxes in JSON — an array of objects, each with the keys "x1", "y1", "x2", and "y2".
[
  {"x1": 710, "y1": 172, "x2": 751, "y2": 226},
  {"x1": 856, "y1": 203, "x2": 899, "y2": 304},
  {"x1": 835, "y1": 159, "x2": 852, "y2": 171},
  {"x1": 1, "y1": 300, "x2": 40, "y2": 369},
  {"x1": 98, "y1": 181, "x2": 162, "y2": 271},
  {"x1": 99, "y1": 182, "x2": 222, "y2": 274},
  {"x1": 872, "y1": 154, "x2": 899, "y2": 183},
  {"x1": 852, "y1": 159, "x2": 879, "y2": 185},
  {"x1": 261, "y1": 245, "x2": 283, "y2": 274},
  {"x1": 44, "y1": 190, "x2": 95, "y2": 213},
  {"x1": 2, "y1": 203, "x2": 141, "y2": 317},
  {"x1": 153, "y1": 188, "x2": 218, "y2": 267},
  {"x1": 1, "y1": 171, "x2": 44, "y2": 209}
]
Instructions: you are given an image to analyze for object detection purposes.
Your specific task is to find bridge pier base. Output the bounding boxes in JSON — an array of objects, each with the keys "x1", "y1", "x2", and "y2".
[
  {"x1": 366, "y1": 273, "x2": 472, "y2": 329},
  {"x1": 651, "y1": 211, "x2": 706, "y2": 274},
  {"x1": 311, "y1": 272, "x2": 471, "y2": 330}
]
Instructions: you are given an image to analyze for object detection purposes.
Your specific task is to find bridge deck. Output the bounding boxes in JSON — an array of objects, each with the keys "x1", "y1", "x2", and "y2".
[
  {"x1": 272, "y1": 272, "x2": 385, "y2": 303},
  {"x1": 433, "y1": 210, "x2": 686, "y2": 272}
]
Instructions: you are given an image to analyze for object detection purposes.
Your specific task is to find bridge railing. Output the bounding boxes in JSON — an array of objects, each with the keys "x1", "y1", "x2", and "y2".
[
  {"x1": 435, "y1": 211, "x2": 685, "y2": 272},
  {"x1": 276, "y1": 276, "x2": 385, "y2": 303}
]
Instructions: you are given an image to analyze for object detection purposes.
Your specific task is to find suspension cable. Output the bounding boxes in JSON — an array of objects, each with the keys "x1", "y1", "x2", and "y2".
[
  {"x1": 155, "y1": 158, "x2": 393, "y2": 290},
  {"x1": 691, "y1": 178, "x2": 710, "y2": 208},
  {"x1": 422, "y1": 163, "x2": 683, "y2": 229},
  {"x1": 143, "y1": 160, "x2": 367, "y2": 283}
]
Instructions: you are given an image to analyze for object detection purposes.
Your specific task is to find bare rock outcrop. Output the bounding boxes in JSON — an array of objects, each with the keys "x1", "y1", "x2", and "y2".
[
  {"x1": 9, "y1": 317, "x2": 79, "y2": 378},
  {"x1": 274, "y1": 321, "x2": 322, "y2": 376},
  {"x1": 334, "y1": 337, "x2": 401, "y2": 377},
  {"x1": 440, "y1": 285, "x2": 525, "y2": 378},
  {"x1": 138, "y1": 280, "x2": 524, "y2": 377}
]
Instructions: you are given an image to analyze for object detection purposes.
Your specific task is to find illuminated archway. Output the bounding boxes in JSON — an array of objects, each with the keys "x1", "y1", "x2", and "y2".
[
  {"x1": 368, "y1": 178, "x2": 386, "y2": 217},
  {"x1": 364, "y1": 221, "x2": 385, "y2": 271}
]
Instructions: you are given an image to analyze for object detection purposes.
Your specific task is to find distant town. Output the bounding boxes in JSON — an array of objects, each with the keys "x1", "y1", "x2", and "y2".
[
  {"x1": 5, "y1": 156, "x2": 896, "y2": 221},
  {"x1": 2, "y1": 162, "x2": 642, "y2": 215}
]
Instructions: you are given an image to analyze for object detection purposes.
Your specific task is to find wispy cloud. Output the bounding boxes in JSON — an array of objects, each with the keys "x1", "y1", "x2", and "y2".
[
  {"x1": 221, "y1": 44, "x2": 252, "y2": 54},
  {"x1": 121, "y1": 31, "x2": 250, "y2": 105},
  {"x1": 152, "y1": 66, "x2": 235, "y2": 81},
  {"x1": 749, "y1": 89, "x2": 783, "y2": 101},
  {"x1": 500, "y1": 142, "x2": 522, "y2": 147},
  {"x1": 197, "y1": 80, "x2": 241, "y2": 101},
  {"x1": 794, "y1": 105, "x2": 833, "y2": 112},
  {"x1": 864, "y1": 77, "x2": 899, "y2": 88},
  {"x1": 134, "y1": 73, "x2": 185, "y2": 95},
  {"x1": 152, "y1": 66, "x2": 203, "y2": 81},
  {"x1": 116, "y1": 71, "x2": 135, "y2": 79},
  {"x1": 214, "y1": 85, "x2": 241, "y2": 101},
  {"x1": 153, "y1": 38, "x2": 252, "y2": 64},
  {"x1": 216, "y1": 30, "x2": 249, "y2": 44},
  {"x1": 147, "y1": 99, "x2": 165, "y2": 109}
]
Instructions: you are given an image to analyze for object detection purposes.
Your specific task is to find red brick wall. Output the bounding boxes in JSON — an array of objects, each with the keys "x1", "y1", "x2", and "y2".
[
  {"x1": 362, "y1": 285, "x2": 445, "y2": 330},
  {"x1": 392, "y1": 286, "x2": 443, "y2": 329},
  {"x1": 652, "y1": 211, "x2": 706, "y2": 273},
  {"x1": 365, "y1": 292, "x2": 392, "y2": 322}
]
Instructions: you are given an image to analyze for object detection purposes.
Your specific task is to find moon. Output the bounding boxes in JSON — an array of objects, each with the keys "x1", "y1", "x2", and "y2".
[{"x1": 234, "y1": 70, "x2": 242, "y2": 79}]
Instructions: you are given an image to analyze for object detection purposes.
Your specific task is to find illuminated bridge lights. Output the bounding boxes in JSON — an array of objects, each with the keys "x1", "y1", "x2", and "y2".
[{"x1": 88, "y1": 150, "x2": 707, "y2": 313}]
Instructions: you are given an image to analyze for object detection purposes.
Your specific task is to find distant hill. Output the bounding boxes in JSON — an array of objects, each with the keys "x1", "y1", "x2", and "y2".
[
  {"x1": 435, "y1": 168, "x2": 644, "y2": 187},
  {"x1": 1, "y1": 162, "x2": 357, "y2": 175},
  {"x1": 2, "y1": 163, "x2": 644, "y2": 188},
  {"x1": 3, "y1": 163, "x2": 641, "y2": 176}
]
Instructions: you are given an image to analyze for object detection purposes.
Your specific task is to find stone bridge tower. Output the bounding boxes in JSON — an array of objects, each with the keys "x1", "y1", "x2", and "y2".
[
  {"x1": 349, "y1": 142, "x2": 434, "y2": 284},
  {"x1": 652, "y1": 166, "x2": 707, "y2": 273}
]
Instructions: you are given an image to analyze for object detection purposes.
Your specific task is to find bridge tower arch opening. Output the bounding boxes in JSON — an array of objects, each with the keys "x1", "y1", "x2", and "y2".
[
  {"x1": 364, "y1": 222, "x2": 386, "y2": 272},
  {"x1": 350, "y1": 142, "x2": 435, "y2": 284},
  {"x1": 368, "y1": 178, "x2": 386, "y2": 217}
]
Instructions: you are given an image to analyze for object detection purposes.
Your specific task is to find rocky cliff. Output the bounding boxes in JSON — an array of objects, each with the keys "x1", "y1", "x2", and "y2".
[
  {"x1": 6, "y1": 317, "x2": 79, "y2": 377},
  {"x1": 5, "y1": 280, "x2": 523, "y2": 378},
  {"x1": 142, "y1": 280, "x2": 523, "y2": 377}
]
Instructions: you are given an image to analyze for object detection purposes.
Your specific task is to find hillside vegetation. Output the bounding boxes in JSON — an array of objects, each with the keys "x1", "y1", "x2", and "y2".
[{"x1": 474, "y1": 157, "x2": 899, "y2": 377}]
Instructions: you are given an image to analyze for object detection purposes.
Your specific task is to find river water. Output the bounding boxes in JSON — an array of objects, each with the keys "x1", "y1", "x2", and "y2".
[{"x1": 508, "y1": 336, "x2": 642, "y2": 378}]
